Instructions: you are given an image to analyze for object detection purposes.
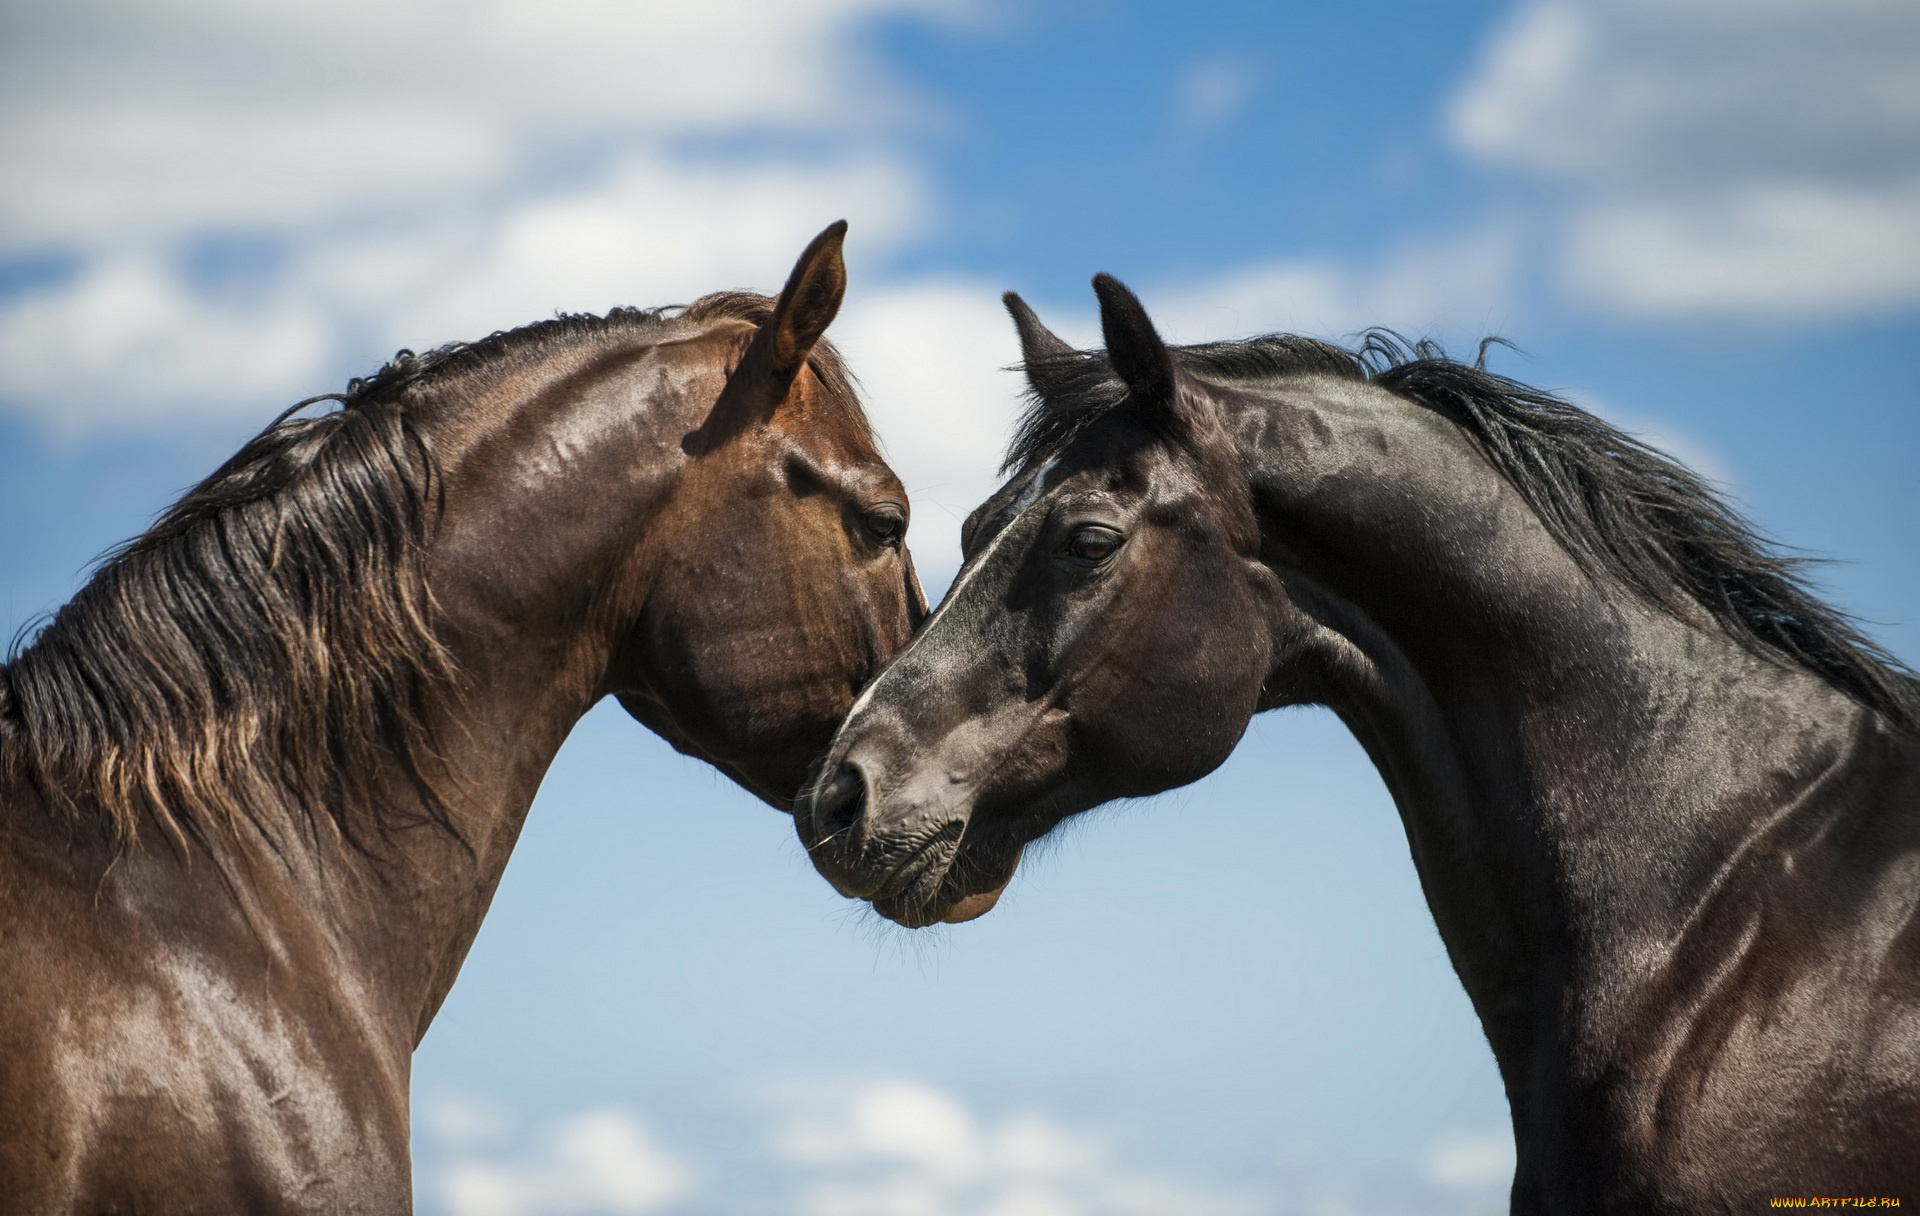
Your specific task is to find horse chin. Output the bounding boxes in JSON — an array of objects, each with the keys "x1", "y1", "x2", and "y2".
[
  {"x1": 876, "y1": 846, "x2": 1023, "y2": 928},
  {"x1": 938, "y1": 882, "x2": 1008, "y2": 923}
]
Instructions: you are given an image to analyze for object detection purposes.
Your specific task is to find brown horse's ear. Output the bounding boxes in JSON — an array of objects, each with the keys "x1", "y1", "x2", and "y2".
[
  {"x1": 1004, "y1": 291, "x2": 1084, "y2": 405},
  {"x1": 1092, "y1": 273, "x2": 1181, "y2": 424},
  {"x1": 691, "y1": 222, "x2": 848, "y2": 451},
  {"x1": 759, "y1": 219, "x2": 848, "y2": 402}
]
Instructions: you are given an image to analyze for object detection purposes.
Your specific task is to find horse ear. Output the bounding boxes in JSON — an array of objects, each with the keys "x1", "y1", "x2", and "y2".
[
  {"x1": 685, "y1": 223, "x2": 848, "y2": 453},
  {"x1": 1091, "y1": 273, "x2": 1179, "y2": 423},
  {"x1": 752, "y1": 219, "x2": 849, "y2": 403},
  {"x1": 1003, "y1": 292, "x2": 1082, "y2": 404}
]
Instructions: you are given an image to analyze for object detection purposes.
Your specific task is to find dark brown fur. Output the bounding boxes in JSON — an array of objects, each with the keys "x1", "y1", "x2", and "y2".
[{"x1": 0, "y1": 224, "x2": 925, "y2": 1212}]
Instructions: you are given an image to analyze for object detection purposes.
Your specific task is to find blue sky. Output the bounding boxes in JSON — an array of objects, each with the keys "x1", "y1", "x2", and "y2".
[{"x1": 2, "y1": 1, "x2": 1916, "y2": 1212}]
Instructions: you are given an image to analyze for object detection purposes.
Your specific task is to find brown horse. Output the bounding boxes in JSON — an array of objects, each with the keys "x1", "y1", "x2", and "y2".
[
  {"x1": 801, "y1": 277, "x2": 1920, "y2": 1209},
  {"x1": 0, "y1": 223, "x2": 924, "y2": 1212}
]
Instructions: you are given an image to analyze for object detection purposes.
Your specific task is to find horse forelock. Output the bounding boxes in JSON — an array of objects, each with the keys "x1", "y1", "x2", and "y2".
[
  {"x1": 1004, "y1": 333, "x2": 1364, "y2": 476},
  {"x1": 1006, "y1": 327, "x2": 1920, "y2": 734}
]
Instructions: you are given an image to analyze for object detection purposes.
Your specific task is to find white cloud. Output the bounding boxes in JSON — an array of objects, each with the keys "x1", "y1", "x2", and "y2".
[
  {"x1": 767, "y1": 1079, "x2": 1259, "y2": 1216},
  {"x1": 376, "y1": 151, "x2": 930, "y2": 349},
  {"x1": 832, "y1": 282, "x2": 1031, "y2": 590},
  {"x1": 433, "y1": 1104, "x2": 690, "y2": 1216},
  {"x1": 1150, "y1": 225, "x2": 1521, "y2": 346},
  {"x1": 1449, "y1": 0, "x2": 1920, "y2": 182},
  {"x1": 418, "y1": 1086, "x2": 1525, "y2": 1216},
  {"x1": 1561, "y1": 180, "x2": 1920, "y2": 318},
  {"x1": 0, "y1": 151, "x2": 926, "y2": 433},
  {"x1": 1175, "y1": 58, "x2": 1262, "y2": 135},
  {"x1": 1448, "y1": 3, "x2": 1595, "y2": 177},
  {"x1": 0, "y1": 0, "x2": 960, "y2": 431},
  {"x1": 1446, "y1": 0, "x2": 1920, "y2": 320},
  {"x1": 0, "y1": 255, "x2": 332, "y2": 434},
  {"x1": 778, "y1": 1080, "x2": 988, "y2": 1177},
  {"x1": 425, "y1": 1095, "x2": 516, "y2": 1151},
  {"x1": 1419, "y1": 1129, "x2": 1514, "y2": 1190},
  {"x1": 0, "y1": 105, "x2": 508, "y2": 251},
  {"x1": 0, "y1": 0, "x2": 956, "y2": 249}
]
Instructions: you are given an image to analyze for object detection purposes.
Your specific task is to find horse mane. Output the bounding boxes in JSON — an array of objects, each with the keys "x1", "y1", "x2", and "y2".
[
  {"x1": 0, "y1": 292, "x2": 862, "y2": 853},
  {"x1": 1008, "y1": 330, "x2": 1920, "y2": 735},
  {"x1": 343, "y1": 292, "x2": 869, "y2": 445}
]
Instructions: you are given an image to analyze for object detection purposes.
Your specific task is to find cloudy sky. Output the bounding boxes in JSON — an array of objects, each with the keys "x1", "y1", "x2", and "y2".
[{"x1": 2, "y1": 0, "x2": 1916, "y2": 1212}]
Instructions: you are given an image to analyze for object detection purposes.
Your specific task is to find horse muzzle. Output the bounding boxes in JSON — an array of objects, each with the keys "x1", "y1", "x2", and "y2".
[{"x1": 798, "y1": 757, "x2": 1014, "y2": 925}]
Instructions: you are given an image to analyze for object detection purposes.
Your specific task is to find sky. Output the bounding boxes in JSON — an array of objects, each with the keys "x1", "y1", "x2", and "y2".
[{"x1": 2, "y1": 1, "x2": 1916, "y2": 1212}]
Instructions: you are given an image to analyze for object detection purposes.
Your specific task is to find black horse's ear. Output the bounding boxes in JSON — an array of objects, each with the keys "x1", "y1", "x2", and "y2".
[
  {"x1": 1004, "y1": 291, "x2": 1082, "y2": 404},
  {"x1": 754, "y1": 219, "x2": 849, "y2": 403},
  {"x1": 1092, "y1": 273, "x2": 1178, "y2": 419}
]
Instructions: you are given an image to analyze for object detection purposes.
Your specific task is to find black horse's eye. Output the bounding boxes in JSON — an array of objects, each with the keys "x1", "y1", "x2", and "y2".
[
  {"x1": 862, "y1": 506, "x2": 906, "y2": 547},
  {"x1": 1065, "y1": 526, "x2": 1123, "y2": 566}
]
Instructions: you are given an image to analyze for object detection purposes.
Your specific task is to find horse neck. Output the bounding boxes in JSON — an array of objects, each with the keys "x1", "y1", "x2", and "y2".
[
  {"x1": 0, "y1": 328, "x2": 718, "y2": 1056},
  {"x1": 347, "y1": 337, "x2": 717, "y2": 1036},
  {"x1": 1223, "y1": 378, "x2": 1868, "y2": 1058}
]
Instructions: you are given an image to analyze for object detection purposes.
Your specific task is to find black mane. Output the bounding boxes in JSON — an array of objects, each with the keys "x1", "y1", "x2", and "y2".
[
  {"x1": 0, "y1": 293, "x2": 859, "y2": 851},
  {"x1": 1010, "y1": 331, "x2": 1920, "y2": 734}
]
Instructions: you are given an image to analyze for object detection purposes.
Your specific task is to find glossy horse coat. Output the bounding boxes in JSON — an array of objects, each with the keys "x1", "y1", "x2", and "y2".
[
  {"x1": 801, "y1": 277, "x2": 1920, "y2": 1209},
  {"x1": 0, "y1": 224, "x2": 923, "y2": 1212}
]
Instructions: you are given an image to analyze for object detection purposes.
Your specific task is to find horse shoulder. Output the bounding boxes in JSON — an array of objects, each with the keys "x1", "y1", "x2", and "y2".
[
  {"x1": 0, "y1": 790, "x2": 411, "y2": 1213},
  {"x1": 1615, "y1": 711, "x2": 1920, "y2": 1198}
]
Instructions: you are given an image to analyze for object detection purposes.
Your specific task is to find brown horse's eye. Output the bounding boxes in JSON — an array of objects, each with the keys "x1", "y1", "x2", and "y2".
[
  {"x1": 1065, "y1": 526, "x2": 1123, "y2": 566},
  {"x1": 862, "y1": 506, "x2": 905, "y2": 547}
]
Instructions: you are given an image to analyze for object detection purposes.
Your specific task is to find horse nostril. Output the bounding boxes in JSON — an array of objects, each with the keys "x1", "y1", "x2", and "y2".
[{"x1": 813, "y1": 763, "x2": 867, "y2": 840}]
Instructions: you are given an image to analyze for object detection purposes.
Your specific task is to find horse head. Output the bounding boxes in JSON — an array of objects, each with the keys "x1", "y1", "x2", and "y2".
[
  {"x1": 594, "y1": 222, "x2": 929, "y2": 806},
  {"x1": 798, "y1": 276, "x2": 1285, "y2": 925}
]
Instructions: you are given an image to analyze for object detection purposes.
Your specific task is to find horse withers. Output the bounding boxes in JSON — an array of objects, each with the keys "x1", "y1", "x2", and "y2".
[
  {"x1": 800, "y1": 276, "x2": 1920, "y2": 1208},
  {"x1": 0, "y1": 223, "x2": 924, "y2": 1212}
]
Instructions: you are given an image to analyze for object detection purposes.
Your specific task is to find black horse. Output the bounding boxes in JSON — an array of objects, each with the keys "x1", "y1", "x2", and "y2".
[{"x1": 801, "y1": 276, "x2": 1920, "y2": 1209}]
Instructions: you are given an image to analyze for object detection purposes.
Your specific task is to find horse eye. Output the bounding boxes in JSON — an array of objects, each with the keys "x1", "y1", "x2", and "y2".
[
  {"x1": 1065, "y1": 526, "x2": 1123, "y2": 566},
  {"x1": 863, "y1": 506, "x2": 905, "y2": 547}
]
